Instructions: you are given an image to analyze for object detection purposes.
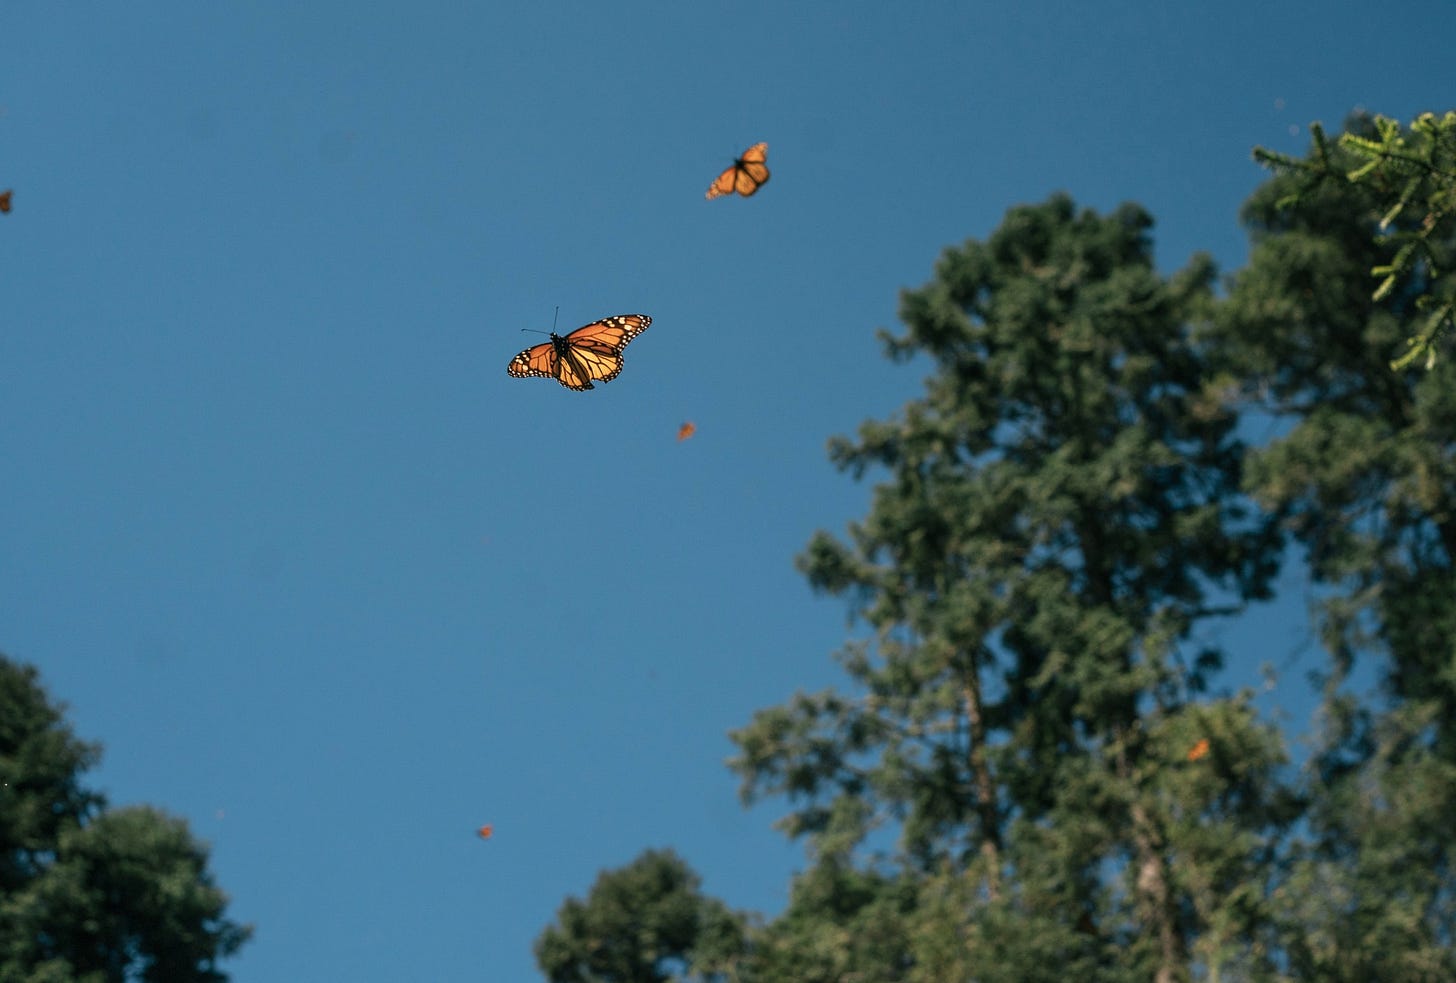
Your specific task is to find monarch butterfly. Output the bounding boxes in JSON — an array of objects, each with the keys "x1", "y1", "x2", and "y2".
[
  {"x1": 1186, "y1": 738, "x2": 1211, "y2": 762},
  {"x1": 507, "y1": 313, "x2": 652, "y2": 391},
  {"x1": 677, "y1": 421, "x2": 696, "y2": 441},
  {"x1": 477, "y1": 824, "x2": 494, "y2": 840},
  {"x1": 706, "y1": 143, "x2": 769, "y2": 199},
  {"x1": 0, "y1": 190, "x2": 11, "y2": 214}
]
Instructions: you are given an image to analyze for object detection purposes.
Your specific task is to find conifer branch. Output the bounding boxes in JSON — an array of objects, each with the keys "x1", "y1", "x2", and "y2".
[{"x1": 1254, "y1": 111, "x2": 1456, "y2": 370}]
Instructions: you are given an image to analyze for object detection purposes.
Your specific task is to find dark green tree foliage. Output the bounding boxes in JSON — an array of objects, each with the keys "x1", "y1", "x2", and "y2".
[
  {"x1": 730, "y1": 196, "x2": 1289, "y2": 982},
  {"x1": 1220, "y1": 121, "x2": 1456, "y2": 981},
  {"x1": 0, "y1": 660, "x2": 102, "y2": 895},
  {"x1": 534, "y1": 848, "x2": 746, "y2": 983},
  {"x1": 737, "y1": 860, "x2": 917, "y2": 983},
  {"x1": 1254, "y1": 111, "x2": 1456, "y2": 369},
  {"x1": 0, "y1": 654, "x2": 250, "y2": 982}
]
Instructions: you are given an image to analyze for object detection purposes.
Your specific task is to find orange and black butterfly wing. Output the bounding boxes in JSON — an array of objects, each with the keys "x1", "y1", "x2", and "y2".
[
  {"x1": 706, "y1": 164, "x2": 739, "y2": 200},
  {"x1": 553, "y1": 342, "x2": 619, "y2": 391},
  {"x1": 563, "y1": 313, "x2": 650, "y2": 353},
  {"x1": 0, "y1": 190, "x2": 11, "y2": 214},
  {"x1": 733, "y1": 143, "x2": 769, "y2": 196},
  {"x1": 507, "y1": 335, "x2": 601, "y2": 391},
  {"x1": 558, "y1": 313, "x2": 651, "y2": 387},
  {"x1": 706, "y1": 143, "x2": 769, "y2": 199},
  {"x1": 507, "y1": 338, "x2": 563, "y2": 383}
]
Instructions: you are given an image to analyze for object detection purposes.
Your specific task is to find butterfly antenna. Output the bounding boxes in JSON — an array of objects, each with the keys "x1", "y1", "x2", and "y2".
[{"x1": 520, "y1": 307, "x2": 561, "y2": 338}]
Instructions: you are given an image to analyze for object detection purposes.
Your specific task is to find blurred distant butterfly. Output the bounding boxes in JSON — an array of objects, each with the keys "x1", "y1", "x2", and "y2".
[
  {"x1": 706, "y1": 143, "x2": 769, "y2": 199},
  {"x1": 477, "y1": 824, "x2": 493, "y2": 840},
  {"x1": 0, "y1": 190, "x2": 11, "y2": 214},
  {"x1": 507, "y1": 314, "x2": 652, "y2": 391},
  {"x1": 677, "y1": 422, "x2": 696, "y2": 441},
  {"x1": 1186, "y1": 738, "x2": 1211, "y2": 762}
]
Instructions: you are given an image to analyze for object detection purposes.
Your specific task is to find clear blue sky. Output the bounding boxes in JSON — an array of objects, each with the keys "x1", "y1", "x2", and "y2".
[{"x1": 2, "y1": 2, "x2": 1451, "y2": 979}]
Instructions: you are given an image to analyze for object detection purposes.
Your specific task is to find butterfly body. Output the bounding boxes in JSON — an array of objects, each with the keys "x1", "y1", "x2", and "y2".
[
  {"x1": 507, "y1": 313, "x2": 651, "y2": 391},
  {"x1": 706, "y1": 143, "x2": 769, "y2": 199}
]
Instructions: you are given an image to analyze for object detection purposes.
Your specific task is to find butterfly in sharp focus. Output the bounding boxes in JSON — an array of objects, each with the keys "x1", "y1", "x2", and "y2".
[
  {"x1": 506, "y1": 313, "x2": 652, "y2": 391},
  {"x1": 705, "y1": 143, "x2": 769, "y2": 199}
]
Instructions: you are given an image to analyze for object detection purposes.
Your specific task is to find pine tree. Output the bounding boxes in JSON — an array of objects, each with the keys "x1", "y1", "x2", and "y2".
[
  {"x1": 1220, "y1": 118, "x2": 1456, "y2": 981},
  {"x1": 1253, "y1": 110, "x2": 1456, "y2": 369},
  {"x1": 534, "y1": 848, "x2": 746, "y2": 983},
  {"x1": 0, "y1": 654, "x2": 251, "y2": 982},
  {"x1": 730, "y1": 196, "x2": 1290, "y2": 982}
]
